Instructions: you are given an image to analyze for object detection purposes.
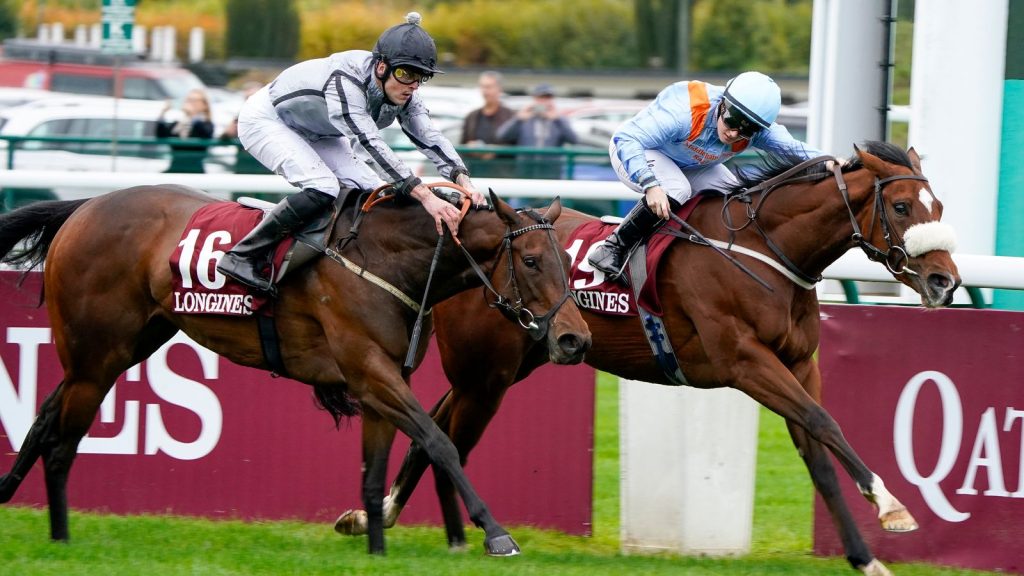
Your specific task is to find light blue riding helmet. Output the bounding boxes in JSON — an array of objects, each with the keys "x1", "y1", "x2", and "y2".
[{"x1": 722, "y1": 71, "x2": 782, "y2": 129}]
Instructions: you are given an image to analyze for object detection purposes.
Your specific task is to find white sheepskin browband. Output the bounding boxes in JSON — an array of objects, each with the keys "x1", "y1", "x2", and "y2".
[{"x1": 903, "y1": 221, "x2": 957, "y2": 257}]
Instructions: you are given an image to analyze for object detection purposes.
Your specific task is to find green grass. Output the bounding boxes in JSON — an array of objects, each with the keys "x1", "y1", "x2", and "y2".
[{"x1": 0, "y1": 373, "x2": 998, "y2": 575}]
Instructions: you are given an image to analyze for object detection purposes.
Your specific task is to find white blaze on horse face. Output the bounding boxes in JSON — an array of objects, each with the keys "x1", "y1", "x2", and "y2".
[{"x1": 918, "y1": 188, "x2": 936, "y2": 219}]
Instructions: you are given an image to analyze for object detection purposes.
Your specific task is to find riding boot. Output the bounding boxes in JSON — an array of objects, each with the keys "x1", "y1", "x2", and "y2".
[
  {"x1": 217, "y1": 188, "x2": 334, "y2": 292},
  {"x1": 587, "y1": 197, "x2": 666, "y2": 284}
]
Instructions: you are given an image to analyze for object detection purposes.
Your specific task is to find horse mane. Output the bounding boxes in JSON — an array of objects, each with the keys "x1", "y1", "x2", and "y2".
[{"x1": 725, "y1": 140, "x2": 914, "y2": 195}]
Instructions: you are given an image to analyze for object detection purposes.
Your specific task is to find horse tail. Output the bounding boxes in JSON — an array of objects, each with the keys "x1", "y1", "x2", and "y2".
[
  {"x1": 0, "y1": 199, "x2": 89, "y2": 269},
  {"x1": 312, "y1": 384, "x2": 362, "y2": 427}
]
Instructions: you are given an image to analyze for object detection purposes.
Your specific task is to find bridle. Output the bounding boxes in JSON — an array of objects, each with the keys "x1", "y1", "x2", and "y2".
[
  {"x1": 355, "y1": 182, "x2": 572, "y2": 342},
  {"x1": 723, "y1": 156, "x2": 929, "y2": 284},
  {"x1": 458, "y1": 206, "x2": 573, "y2": 342},
  {"x1": 832, "y1": 166, "x2": 929, "y2": 277}
]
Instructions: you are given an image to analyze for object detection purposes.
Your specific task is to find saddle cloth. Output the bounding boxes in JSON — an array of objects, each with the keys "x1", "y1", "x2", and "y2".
[
  {"x1": 565, "y1": 195, "x2": 704, "y2": 317},
  {"x1": 169, "y1": 202, "x2": 294, "y2": 316}
]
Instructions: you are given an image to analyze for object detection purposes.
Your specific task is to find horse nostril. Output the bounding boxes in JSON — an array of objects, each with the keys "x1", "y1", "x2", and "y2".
[
  {"x1": 558, "y1": 333, "x2": 582, "y2": 355},
  {"x1": 928, "y1": 273, "x2": 952, "y2": 291}
]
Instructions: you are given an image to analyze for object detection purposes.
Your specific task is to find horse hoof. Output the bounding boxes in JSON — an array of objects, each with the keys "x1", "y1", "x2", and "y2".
[
  {"x1": 334, "y1": 509, "x2": 368, "y2": 536},
  {"x1": 484, "y1": 533, "x2": 521, "y2": 557},
  {"x1": 880, "y1": 506, "x2": 919, "y2": 532},
  {"x1": 448, "y1": 541, "x2": 470, "y2": 553},
  {"x1": 859, "y1": 558, "x2": 893, "y2": 576}
]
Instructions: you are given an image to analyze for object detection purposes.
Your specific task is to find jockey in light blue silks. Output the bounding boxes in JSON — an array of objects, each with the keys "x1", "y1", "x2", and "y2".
[{"x1": 588, "y1": 71, "x2": 826, "y2": 282}]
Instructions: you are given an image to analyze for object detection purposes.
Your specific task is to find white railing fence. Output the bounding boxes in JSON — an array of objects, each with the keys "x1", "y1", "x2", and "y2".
[{"x1": 4, "y1": 169, "x2": 1023, "y2": 297}]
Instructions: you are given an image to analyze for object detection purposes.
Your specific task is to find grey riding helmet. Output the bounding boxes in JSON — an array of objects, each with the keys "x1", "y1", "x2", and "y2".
[{"x1": 372, "y1": 12, "x2": 443, "y2": 74}]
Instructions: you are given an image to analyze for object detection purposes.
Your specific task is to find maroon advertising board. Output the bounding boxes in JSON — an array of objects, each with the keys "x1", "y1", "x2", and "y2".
[
  {"x1": 0, "y1": 272, "x2": 595, "y2": 534},
  {"x1": 817, "y1": 304, "x2": 1024, "y2": 574}
]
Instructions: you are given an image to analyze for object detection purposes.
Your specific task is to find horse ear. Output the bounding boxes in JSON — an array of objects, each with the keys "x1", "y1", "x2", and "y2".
[
  {"x1": 855, "y1": 146, "x2": 893, "y2": 178},
  {"x1": 489, "y1": 188, "x2": 518, "y2": 228},
  {"x1": 544, "y1": 196, "x2": 562, "y2": 222},
  {"x1": 907, "y1": 147, "x2": 923, "y2": 173}
]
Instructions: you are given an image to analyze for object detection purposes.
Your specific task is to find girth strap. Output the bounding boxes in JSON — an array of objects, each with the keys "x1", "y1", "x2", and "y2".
[
  {"x1": 627, "y1": 245, "x2": 688, "y2": 386},
  {"x1": 257, "y1": 312, "x2": 288, "y2": 377}
]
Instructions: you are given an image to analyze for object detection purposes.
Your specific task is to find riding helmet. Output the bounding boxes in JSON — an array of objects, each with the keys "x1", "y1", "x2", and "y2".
[
  {"x1": 373, "y1": 12, "x2": 443, "y2": 74},
  {"x1": 722, "y1": 71, "x2": 782, "y2": 129}
]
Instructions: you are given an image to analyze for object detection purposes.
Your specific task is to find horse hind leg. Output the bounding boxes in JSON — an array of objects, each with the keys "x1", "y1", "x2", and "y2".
[
  {"x1": 41, "y1": 375, "x2": 115, "y2": 541},
  {"x1": 0, "y1": 383, "x2": 65, "y2": 503}
]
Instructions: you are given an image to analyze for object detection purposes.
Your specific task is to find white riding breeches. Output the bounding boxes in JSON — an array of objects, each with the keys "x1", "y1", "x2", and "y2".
[
  {"x1": 237, "y1": 87, "x2": 384, "y2": 197},
  {"x1": 609, "y1": 141, "x2": 739, "y2": 204}
]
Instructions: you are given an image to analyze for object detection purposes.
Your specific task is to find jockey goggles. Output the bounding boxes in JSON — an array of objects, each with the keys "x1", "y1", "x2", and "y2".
[
  {"x1": 392, "y1": 66, "x2": 432, "y2": 85},
  {"x1": 720, "y1": 102, "x2": 763, "y2": 139}
]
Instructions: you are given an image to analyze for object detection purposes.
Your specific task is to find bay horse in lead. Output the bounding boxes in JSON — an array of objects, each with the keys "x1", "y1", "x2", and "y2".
[
  {"x1": 336, "y1": 143, "x2": 961, "y2": 575},
  {"x1": 0, "y1": 184, "x2": 591, "y2": 556}
]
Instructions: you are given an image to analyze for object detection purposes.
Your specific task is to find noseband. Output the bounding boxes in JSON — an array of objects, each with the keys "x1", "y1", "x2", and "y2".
[{"x1": 832, "y1": 167, "x2": 929, "y2": 277}]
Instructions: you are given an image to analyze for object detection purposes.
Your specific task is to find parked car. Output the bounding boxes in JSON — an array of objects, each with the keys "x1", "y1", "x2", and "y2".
[
  {"x1": 0, "y1": 87, "x2": 68, "y2": 109},
  {"x1": 0, "y1": 97, "x2": 234, "y2": 209},
  {"x1": 0, "y1": 39, "x2": 208, "y2": 102}
]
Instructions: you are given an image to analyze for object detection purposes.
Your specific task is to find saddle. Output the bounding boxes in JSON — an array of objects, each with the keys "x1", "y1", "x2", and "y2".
[
  {"x1": 566, "y1": 195, "x2": 705, "y2": 317},
  {"x1": 169, "y1": 191, "x2": 355, "y2": 318}
]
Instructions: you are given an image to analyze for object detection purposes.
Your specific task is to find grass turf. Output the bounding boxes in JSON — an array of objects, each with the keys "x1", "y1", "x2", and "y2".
[{"x1": 0, "y1": 373, "x2": 998, "y2": 575}]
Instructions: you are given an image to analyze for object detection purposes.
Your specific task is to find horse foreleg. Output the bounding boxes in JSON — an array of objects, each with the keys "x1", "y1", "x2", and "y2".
[
  {"x1": 359, "y1": 407, "x2": 397, "y2": 555},
  {"x1": 432, "y1": 386, "x2": 509, "y2": 551},
  {"x1": 0, "y1": 384, "x2": 64, "y2": 503},
  {"x1": 729, "y1": 347, "x2": 917, "y2": 535},
  {"x1": 359, "y1": 374, "x2": 519, "y2": 556},
  {"x1": 334, "y1": 392, "x2": 453, "y2": 537}
]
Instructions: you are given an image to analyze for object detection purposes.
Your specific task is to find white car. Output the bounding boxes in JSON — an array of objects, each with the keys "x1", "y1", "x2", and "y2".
[{"x1": 0, "y1": 97, "x2": 234, "y2": 206}]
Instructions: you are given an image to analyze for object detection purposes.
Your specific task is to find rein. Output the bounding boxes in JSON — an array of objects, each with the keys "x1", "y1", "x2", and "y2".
[
  {"x1": 465, "y1": 207, "x2": 573, "y2": 342},
  {"x1": 717, "y1": 156, "x2": 929, "y2": 288},
  {"x1": 332, "y1": 182, "x2": 571, "y2": 350},
  {"x1": 832, "y1": 167, "x2": 930, "y2": 277}
]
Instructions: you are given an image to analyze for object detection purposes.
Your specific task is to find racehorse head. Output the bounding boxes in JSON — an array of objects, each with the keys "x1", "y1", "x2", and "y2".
[
  {"x1": 455, "y1": 191, "x2": 591, "y2": 364},
  {"x1": 854, "y1": 144, "x2": 961, "y2": 307}
]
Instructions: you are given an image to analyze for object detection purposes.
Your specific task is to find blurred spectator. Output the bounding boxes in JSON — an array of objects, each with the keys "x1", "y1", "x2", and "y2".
[
  {"x1": 459, "y1": 71, "x2": 515, "y2": 178},
  {"x1": 222, "y1": 81, "x2": 263, "y2": 141},
  {"x1": 157, "y1": 88, "x2": 214, "y2": 173},
  {"x1": 221, "y1": 82, "x2": 270, "y2": 179},
  {"x1": 496, "y1": 83, "x2": 577, "y2": 179}
]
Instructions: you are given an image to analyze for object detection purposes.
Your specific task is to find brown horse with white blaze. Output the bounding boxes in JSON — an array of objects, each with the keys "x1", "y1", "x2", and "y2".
[
  {"x1": 0, "y1": 184, "x2": 591, "y2": 556},
  {"x1": 336, "y1": 143, "x2": 960, "y2": 574}
]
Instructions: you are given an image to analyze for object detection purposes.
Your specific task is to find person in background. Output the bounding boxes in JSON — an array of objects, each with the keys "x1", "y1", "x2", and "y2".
[
  {"x1": 221, "y1": 81, "x2": 269, "y2": 178},
  {"x1": 157, "y1": 88, "x2": 215, "y2": 174},
  {"x1": 459, "y1": 71, "x2": 515, "y2": 178},
  {"x1": 588, "y1": 71, "x2": 828, "y2": 283},
  {"x1": 496, "y1": 83, "x2": 577, "y2": 179},
  {"x1": 221, "y1": 81, "x2": 264, "y2": 141}
]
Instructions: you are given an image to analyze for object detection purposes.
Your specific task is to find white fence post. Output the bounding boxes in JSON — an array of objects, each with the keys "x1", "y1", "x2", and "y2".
[
  {"x1": 620, "y1": 380, "x2": 760, "y2": 556},
  {"x1": 188, "y1": 27, "x2": 204, "y2": 63}
]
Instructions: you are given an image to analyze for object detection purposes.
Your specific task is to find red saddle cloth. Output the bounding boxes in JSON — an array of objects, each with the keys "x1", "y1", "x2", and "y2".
[
  {"x1": 169, "y1": 202, "x2": 294, "y2": 316},
  {"x1": 565, "y1": 196, "x2": 703, "y2": 317}
]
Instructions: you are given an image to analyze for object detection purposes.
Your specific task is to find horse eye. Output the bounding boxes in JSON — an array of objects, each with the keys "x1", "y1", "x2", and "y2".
[
  {"x1": 893, "y1": 202, "x2": 910, "y2": 217},
  {"x1": 523, "y1": 256, "x2": 538, "y2": 269}
]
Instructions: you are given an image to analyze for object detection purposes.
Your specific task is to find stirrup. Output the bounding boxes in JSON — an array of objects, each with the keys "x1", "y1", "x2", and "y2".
[
  {"x1": 218, "y1": 253, "x2": 278, "y2": 296},
  {"x1": 589, "y1": 242, "x2": 632, "y2": 286}
]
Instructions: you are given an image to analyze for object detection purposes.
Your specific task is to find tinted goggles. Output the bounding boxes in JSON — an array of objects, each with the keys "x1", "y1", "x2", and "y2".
[
  {"x1": 392, "y1": 66, "x2": 432, "y2": 85},
  {"x1": 720, "y1": 103, "x2": 763, "y2": 138}
]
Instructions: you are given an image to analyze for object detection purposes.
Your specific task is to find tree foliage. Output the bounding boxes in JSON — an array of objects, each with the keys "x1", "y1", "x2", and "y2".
[
  {"x1": 11, "y1": 0, "x2": 817, "y2": 73},
  {"x1": 224, "y1": 0, "x2": 300, "y2": 60},
  {"x1": 0, "y1": 0, "x2": 17, "y2": 41}
]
